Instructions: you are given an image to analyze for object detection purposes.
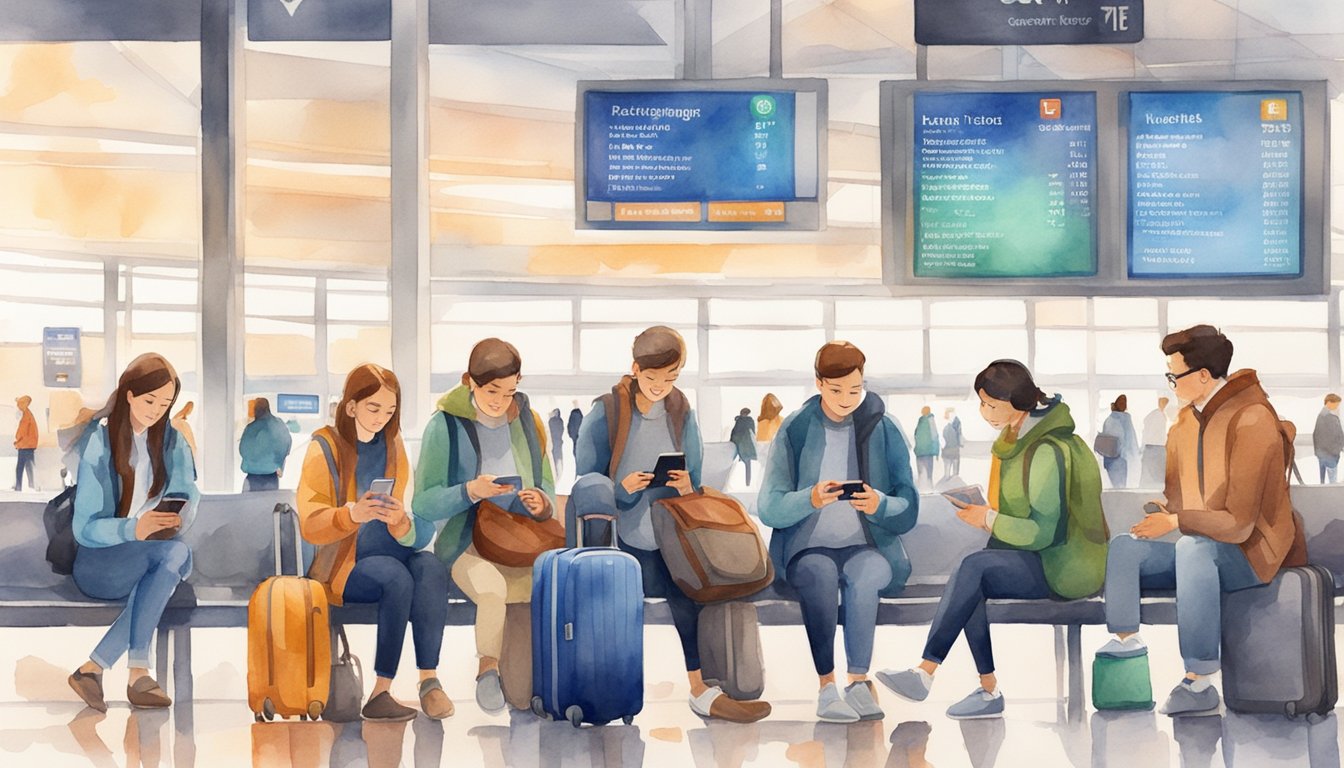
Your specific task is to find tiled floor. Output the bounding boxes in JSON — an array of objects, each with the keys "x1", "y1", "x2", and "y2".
[{"x1": 0, "y1": 624, "x2": 1339, "y2": 767}]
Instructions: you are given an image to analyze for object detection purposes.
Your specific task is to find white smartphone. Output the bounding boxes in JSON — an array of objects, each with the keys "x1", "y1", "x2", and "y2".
[{"x1": 368, "y1": 478, "x2": 395, "y2": 497}]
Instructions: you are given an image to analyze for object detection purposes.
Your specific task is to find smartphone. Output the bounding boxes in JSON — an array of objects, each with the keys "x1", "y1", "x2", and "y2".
[
  {"x1": 368, "y1": 478, "x2": 395, "y2": 497},
  {"x1": 153, "y1": 496, "x2": 187, "y2": 515},
  {"x1": 941, "y1": 485, "x2": 987, "y2": 508},
  {"x1": 649, "y1": 452, "x2": 687, "y2": 488},
  {"x1": 493, "y1": 475, "x2": 522, "y2": 490},
  {"x1": 1143, "y1": 501, "x2": 1165, "y2": 515},
  {"x1": 836, "y1": 481, "x2": 866, "y2": 501}
]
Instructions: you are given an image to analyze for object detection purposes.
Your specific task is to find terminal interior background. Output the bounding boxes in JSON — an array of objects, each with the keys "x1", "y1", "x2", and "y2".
[{"x1": 1, "y1": 1, "x2": 1343, "y2": 766}]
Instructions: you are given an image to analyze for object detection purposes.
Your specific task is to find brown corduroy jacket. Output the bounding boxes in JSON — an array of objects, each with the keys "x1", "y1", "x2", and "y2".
[{"x1": 1165, "y1": 369, "x2": 1308, "y2": 583}]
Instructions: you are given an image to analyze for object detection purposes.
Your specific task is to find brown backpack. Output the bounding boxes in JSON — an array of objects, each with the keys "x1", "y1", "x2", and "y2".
[{"x1": 649, "y1": 488, "x2": 774, "y2": 603}]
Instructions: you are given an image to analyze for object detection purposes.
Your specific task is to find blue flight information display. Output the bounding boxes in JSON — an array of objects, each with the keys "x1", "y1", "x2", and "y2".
[
  {"x1": 912, "y1": 91, "x2": 1097, "y2": 278},
  {"x1": 1128, "y1": 91, "x2": 1303, "y2": 278},
  {"x1": 584, "y1": 90, "x2": 798, "y2": 225}
]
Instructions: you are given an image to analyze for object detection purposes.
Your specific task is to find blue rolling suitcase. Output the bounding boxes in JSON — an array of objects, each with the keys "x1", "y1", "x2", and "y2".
[{"x1": 529, "y1": 529, "x2": 644, "y2": 728}]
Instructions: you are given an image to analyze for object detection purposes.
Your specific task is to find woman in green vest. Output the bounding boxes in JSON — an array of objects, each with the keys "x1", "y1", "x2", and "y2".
[{"x1": 877, "y1": 359, "x2": 1108, "y2": 719}]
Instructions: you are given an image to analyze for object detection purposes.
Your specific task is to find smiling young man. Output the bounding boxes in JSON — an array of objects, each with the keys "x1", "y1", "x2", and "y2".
[
  {"x1": 1098, "y1": 324, "x2": 1308, "y2": 717},
  {"x1": 572, "y1": 326, "x2": 771, "y2": 724},
  {"x1": 758, "y1": 341, "x2": 919, "y2": 723}
]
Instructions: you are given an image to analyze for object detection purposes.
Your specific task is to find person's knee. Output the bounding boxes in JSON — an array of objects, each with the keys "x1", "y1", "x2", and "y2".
[
  {"x1": 156, "y1": 540, "x2": 193, "y2": 577},
  {"x1": 787, "y1": 554, "x2": 838, "y2": 595},
  {"x1": 848, "y1": 551, "x2": 894, "y2": 595},
  {"x1": 410, "y1": 552, "x2": 448, "y2": 589},
  {"x1": 1175, "y1": 534, "x2": 1215, "y2": 561}
]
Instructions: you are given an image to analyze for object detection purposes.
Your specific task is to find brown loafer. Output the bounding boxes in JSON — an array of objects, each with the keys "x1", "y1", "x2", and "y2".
[
  {"x1": 690, "y1": 687, "x2": 772, "y2": 723},
  {"x1": 127, "y1": 676, "x2": 171, "y2": 709},
  {"x1": 68, "y1": 669, "x2": 107, "y2": 713},
  {"x1": 419, "y1": 678, "x2": 455, "y2": 720},
  {"x1": 361, "y1": 691, "x2": 417, "y2": 722}
]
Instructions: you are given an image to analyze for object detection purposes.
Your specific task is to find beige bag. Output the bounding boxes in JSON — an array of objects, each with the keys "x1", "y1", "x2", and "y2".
[{"x1": 651, "y1": 488, "x2": 774, "y2": 603}]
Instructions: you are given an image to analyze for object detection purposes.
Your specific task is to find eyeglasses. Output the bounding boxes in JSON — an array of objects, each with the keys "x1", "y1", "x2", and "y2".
[{"x1": 1164, "y1": 368, "x2": 1200, "y2": 387}]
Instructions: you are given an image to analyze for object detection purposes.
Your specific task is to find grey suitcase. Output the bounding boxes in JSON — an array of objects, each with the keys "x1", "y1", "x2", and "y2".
[
  {"x1": 1221, "y1": 564, "x2": 1337, "y2": 720},
  {"x1": 697, "y1": 601, "x2": 765, "y2": 701}
]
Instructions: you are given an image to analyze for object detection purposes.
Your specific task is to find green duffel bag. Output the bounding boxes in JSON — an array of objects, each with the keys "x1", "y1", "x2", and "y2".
[{"x1": 1092, "y1": 652, "x2": 1155, "y2": 711}]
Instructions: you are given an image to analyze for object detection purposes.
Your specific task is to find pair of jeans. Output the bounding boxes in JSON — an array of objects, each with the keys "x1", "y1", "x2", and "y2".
[
  {"x1": 73, "y1": 539, "x2": 193, "y2": 669},
  {"x1": 1104, "y1": 533, "x2": 1263, "y2": 675},
  {"x1": 343, "y1": 522, "x2": 449, "y2": 679},
  {"x1": 243, "y1": 473, "x2": 280, "y2": 492},
  {"x1": 14, "y1": 448, "x2": 35, "y2": 491},
  {"x1": 1103, "y1": 456, "x2": 1129, "y2": 489},
  {"x1": 787, "y1": 546, "x2": 892, "y2": 676},
  {"x1": 1320, "y1": 458, "x2": 1339, "y2": 484},
  {"x1": 569, "y1": 472, "x2": 703, "y2": 671},
  {"x1": 916, "y1": 456, "x2": 935, "y2": 487},
  {"x1": 921, "y1": 548, "x2": 1052, "y2": 675}
]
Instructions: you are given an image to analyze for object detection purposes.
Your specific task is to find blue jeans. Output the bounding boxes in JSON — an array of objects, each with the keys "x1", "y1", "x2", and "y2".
[
  {"x1": 14, "y1": 448, "x2": 34, "y2": 491},
  {"x1": 1320, "y1": 459, "x2": 1338, "y2": 484},
  {"x1": 343, "y1": 550, "x2": 448, "y2": 679},
  {"x1": 243, "y1": 473, "x2": 280, "y2": 492},
  {"x1": 921, "y1": 548, "x2": 1052, "y2": 675},
  {"x1": 1104, "y1": 533, "x2": 1263, "y2": 675},
  {"x1": 1103, "y1": 456, "x2": 1128, "y2": 488},
  {"x1": 569, "y1": 473, "x2": 703, "y2": 671},
  {"x1": 73, "y1": 539, "x2": 193, "y2": 669},
  {"x1": 787, "y1": 546, "x2": 892, "y2": 676}
]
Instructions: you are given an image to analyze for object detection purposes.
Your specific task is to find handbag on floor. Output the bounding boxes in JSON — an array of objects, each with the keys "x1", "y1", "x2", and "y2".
[
  {"x1": 1091, "y1": 651, "x2": 1154, "y2": 711},
  {"x1": 323, "y1": 625, "x2": 364, "y2": 722}
]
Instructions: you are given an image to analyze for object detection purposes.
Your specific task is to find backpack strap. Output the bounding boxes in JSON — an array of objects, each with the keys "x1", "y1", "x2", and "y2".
[
  {"x1": 785, "y1": 411, "x2": 811, "y2": 489},
  {"x1": 1023, "y1": 436, "x2": 1070, "y2": 547},
  {"x1": 314, "y1": 432, "x2": 344, "y2": 507},
  {"x1": 515, "y1": 395, "x2": 546, "y2": 489},
  {"x1": 441, "y1": 410, "x2": 484, "y2": 488}
]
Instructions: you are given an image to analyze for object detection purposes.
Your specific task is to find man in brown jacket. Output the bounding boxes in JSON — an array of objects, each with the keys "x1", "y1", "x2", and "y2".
[{"x1": 1097, "y1": 325, "x2": 1307, "y2": 716}]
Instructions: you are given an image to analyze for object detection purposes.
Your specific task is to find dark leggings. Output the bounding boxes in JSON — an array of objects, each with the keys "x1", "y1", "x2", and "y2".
[
  {"x1": 620, "y1": 542, "x2": 702, "y2": 671},
  {"x1": 343, "y1": 551, "x2": 448, "y2": 679},
  {"x1": 921, "y1": 548, "x2": 1052, "y2": 675}
]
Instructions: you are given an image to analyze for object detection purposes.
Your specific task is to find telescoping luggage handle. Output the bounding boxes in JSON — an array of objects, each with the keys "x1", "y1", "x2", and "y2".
[
  {"x1": 576, "y1": 510, "x2": 618, "y2": 550},
  {"x1": 272, "y1": 503, "x2": 304, "y2": 577}
]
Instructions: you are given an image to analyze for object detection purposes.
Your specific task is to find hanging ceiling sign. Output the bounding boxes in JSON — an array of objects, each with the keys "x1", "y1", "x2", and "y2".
[{"x1": 915, "y1": 0, "x2": 1144, "y2": 46}]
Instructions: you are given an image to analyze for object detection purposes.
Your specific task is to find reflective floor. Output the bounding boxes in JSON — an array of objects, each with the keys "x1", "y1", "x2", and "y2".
[{"x1": 0, "y1": 625, "x2": 1339, "y2": 767}]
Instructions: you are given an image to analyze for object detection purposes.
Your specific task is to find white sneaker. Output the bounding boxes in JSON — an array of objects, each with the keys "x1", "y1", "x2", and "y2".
[{"x1": 817, "y1": 683, "x2": 860, "y2": 723}]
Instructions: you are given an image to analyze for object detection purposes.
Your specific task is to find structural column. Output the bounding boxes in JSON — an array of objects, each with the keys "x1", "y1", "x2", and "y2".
[
  {"x1": 200, "y1": 0, "x2": 245, "y2": 492},
  {"x1": 390, "y1": 0, "x2": 431, "y2": 431}
]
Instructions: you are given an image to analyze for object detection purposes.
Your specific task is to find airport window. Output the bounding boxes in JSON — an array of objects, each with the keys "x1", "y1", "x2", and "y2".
[
  {"x1": 834, "y1": 299, "x2": 923, "y2": 329},
  {"x1": 1094, "y1": 331, "x2": 1164, "y2": 376},
  {"x1": 1034, "y1": 329, "x2": 1089, "y2": 376},
  {"x1": 708, "y1": 328, "x2": 827, "y2": 374},
  {"x1": 709, "y1": 299, "x2": 824, "y2": 327},
  {"x1": 930, "y1": 328, "x2": 1028, "y2": 375},
  {"x1": 1094, "y1": 298, "x2": 1159, "y2": 327}
]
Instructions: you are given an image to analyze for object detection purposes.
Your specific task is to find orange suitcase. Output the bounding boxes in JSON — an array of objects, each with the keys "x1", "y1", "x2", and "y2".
[{"x1": 247, "y1": 504, "x2": 330, "y2": 721}]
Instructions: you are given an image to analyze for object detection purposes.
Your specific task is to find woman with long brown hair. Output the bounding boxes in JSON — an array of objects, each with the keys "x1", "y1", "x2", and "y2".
[
  {"x1": 757, "y1": 392, "x2": 784, "y2": 443},
  {"x1": 67, "y1": 353, "x2": 200, "y2": 712},
  {"x1": 296, "y1": 363, "x2": 452, "y2": 722}
]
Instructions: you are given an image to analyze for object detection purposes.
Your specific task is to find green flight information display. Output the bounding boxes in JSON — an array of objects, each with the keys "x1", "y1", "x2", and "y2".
[{"x1": 912, "y1": 91, "x2": 1098, "y2": 278}]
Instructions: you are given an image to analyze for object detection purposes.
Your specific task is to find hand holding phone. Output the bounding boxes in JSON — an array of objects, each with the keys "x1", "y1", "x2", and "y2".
[
  {"x1": 942, "y1": 485, "x2": 987, "y2": 509},
  {"x1": 649, "y1": 452, "x2": 687, "y2": 488},
  {"x1": 836, "y1": 481, "x2": 866, "y2": 501},
  {"x1": 368, "y1": 478, "x2": 395, "y2": 497}
]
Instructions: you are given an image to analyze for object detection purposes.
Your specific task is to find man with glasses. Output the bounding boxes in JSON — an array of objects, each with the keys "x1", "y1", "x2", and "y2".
[{"x1": 1095, "y1": 324, "x2": 1307, "y2": 717}]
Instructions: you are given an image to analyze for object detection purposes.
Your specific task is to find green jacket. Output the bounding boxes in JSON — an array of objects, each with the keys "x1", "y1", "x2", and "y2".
[
  {"x1": 989, "y1": 397, "x2": 1108, "y2": 599},
  {"x1": 412, "y1": 385, "x2": 556, "y2": 570}
]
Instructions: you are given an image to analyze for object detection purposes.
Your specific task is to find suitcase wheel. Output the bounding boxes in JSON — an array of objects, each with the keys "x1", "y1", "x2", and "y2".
[
  {"x1": 566, "y1": 705, "x2": 583, "y2": 728},
  {"x1": 307, "y1": 701, "x2": 324, "y2": 720},
  {"x1": 622, "y1": 715, "x2": 634, "y2": 725},
  {"x1": 530, "y1": 696, "x2": 548, "y2": 720},
  {"x1": 262, "y1": 698, "x2": 276, "y2": 721}
]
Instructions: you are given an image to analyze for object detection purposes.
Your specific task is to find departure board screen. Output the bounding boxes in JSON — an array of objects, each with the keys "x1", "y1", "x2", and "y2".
[
  {"x1": 1127, "y1": 90, "x2": 1304, "y2": 278},
  {"x1": 911, "y1": 91, "x2": 1098, "y2": 278},
  {"x1": 579, "y1": 81, "x2": 825, "y2": 230}
]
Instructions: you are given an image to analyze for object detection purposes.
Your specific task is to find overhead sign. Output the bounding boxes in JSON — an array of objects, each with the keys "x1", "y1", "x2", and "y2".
[
  {"x1": 275, "y1": 393, "x2": 321, "y2": 415},
  {"x1": 914, "y1": 0, "x2": 1143, "y2": 46},
  {"x1": 42, "y1": 327, "x2": 81, "y2": 388}
]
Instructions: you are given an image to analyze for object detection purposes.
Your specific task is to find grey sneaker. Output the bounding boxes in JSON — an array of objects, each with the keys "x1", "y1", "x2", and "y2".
[
  {"x1": 1159, "y1": 681, "x2": 1221, "y2": 717},
  {"x1": 945, "y1": 688, "x2": 1005, "y2": 720},
  {"x1": 1096, "y1": 635, "x2": 1148, "y2": 659},
  {"x1": 876, "y1": 668, "x2": 932, "y2": 702},
  {"x1": 475, "y1": 669, "x2": 506, "y2": 714},
  {"x1": 817, "y1": 682, "x2": 861, "y2": 723},
  {"x1": 844, "y1": 680, "x2": 885, "y2": 721}
]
